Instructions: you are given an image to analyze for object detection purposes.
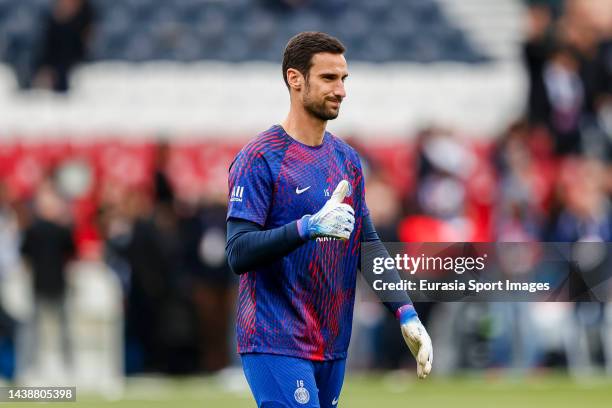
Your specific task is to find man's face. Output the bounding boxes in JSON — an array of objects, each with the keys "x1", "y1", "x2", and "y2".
[{"x1": 301, "y1": 53, "x2": 348, "y2": 121}]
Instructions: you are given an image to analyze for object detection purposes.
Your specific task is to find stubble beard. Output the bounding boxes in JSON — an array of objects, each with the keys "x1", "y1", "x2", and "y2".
[{"x1": 303, "y1": 82, "x2": 341, "y2": 121}]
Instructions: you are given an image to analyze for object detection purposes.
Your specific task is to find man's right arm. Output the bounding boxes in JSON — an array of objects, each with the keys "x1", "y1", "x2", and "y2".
[
  {"x1": 226, "y1": 180, "x2": 355, "y2": 275},
  {"x1": 226, "y1": 217, "x2": 306, "y2": 275}
]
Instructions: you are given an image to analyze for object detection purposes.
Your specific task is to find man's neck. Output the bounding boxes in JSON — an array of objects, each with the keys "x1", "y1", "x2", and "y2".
[{"x1": 281, "y1": 108, "x2": 327, "y2": 147}]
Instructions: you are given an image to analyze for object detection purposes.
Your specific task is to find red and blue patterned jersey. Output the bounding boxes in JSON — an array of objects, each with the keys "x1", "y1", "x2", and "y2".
[{"x1": 227, "y1": 125, "x2": 368, "y2": 361}]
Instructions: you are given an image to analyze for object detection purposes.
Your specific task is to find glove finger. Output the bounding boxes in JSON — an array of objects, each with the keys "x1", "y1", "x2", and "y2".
[
  {"x1": 330, "y1": 180, "x2": 350, "y2": 203},
  {"x1": 333, "y1": 207, "x2": 354, "y2": 221},
  {"x1": 330, "y1": 206, "x2": 353, "y2": 222},
  {"x1": 417, "y1": 342, "x2": 432, "y2": 379},
  {"x1": 332, "y1": 210, "x2": 353, "y2": 228},
  {"x1": 417, "y1": 343, "x2": 430, "y2": 368},
  {"x1": 418, "y1": 360, "x2": 431, "y2": 379},
  {"x1": 337, "y1": 231, "x2": 350, "y2": 240},
  {"x1": 417, "y1": 363, "x2": 425, "y2": 379},
  {"x1": 327, "y1": 229, "x2": 347, "y2": 240},
  {"x1": 338, "y1": 203, "x2": 354, "y2": 215}
]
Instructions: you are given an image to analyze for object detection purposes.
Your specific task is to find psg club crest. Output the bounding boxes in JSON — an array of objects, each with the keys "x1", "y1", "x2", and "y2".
[{"x1": 294, "y1": 380, "x2": 310, "y2": 404}]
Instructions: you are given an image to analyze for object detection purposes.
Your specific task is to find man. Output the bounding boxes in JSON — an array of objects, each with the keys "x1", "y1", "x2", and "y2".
[
  {"x1": 21, "y1": 181, "x2": 76, "y2": 374},
  {"x1": 226, "y1": 32, "x2": 432, "y2": 408},
  {"x1": 34, "y1": 0, "x2": 95, "y2": 92}
]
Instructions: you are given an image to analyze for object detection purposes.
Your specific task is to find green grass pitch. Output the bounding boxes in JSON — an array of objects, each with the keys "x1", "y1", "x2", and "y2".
[{"x1": 10, "y1": 374, "x2": 612, "y2": 408}]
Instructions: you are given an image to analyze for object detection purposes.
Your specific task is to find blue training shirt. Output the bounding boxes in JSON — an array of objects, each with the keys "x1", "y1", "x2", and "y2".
[{"x1": 227, "y1": 124, "x2": 369, "y2": 361}]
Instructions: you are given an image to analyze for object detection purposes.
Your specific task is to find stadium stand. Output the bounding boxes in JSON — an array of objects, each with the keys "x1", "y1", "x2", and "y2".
[
  {"x1": 0, "y1": 1, "x2": 522, "y2": 135},
  {"x1": 0, "y1": 0, "x2": 488, "y2": 64}
]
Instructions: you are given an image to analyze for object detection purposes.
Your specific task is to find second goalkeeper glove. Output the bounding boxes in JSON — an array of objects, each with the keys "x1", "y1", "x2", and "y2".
[
  {"x1": 398, "y1": 304, "x2": 433, "y2": 379},
  {"x1": 298, "y1": 180, "x2": 355, "y2": 241}
]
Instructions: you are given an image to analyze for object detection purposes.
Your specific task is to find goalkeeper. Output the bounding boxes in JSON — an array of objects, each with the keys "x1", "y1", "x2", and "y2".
[{"x1": 226, "y1": 31, "x2": 432, "y2": 408}]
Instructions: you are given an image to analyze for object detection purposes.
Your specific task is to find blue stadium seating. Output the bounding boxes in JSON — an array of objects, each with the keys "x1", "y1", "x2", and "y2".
[{"x1": 0, "y1": 0, "x2": 488, "y2": 65}]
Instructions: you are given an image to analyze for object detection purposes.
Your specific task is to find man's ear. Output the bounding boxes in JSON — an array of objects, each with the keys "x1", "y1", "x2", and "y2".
[{"x1": 286, "y1": 68, "x2": 303, "y2": 91}]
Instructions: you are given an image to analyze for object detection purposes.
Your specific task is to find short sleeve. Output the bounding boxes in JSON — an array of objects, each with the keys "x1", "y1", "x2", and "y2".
[{"x1": 227, "y1": 149, "x2": 273, "y2": 227}]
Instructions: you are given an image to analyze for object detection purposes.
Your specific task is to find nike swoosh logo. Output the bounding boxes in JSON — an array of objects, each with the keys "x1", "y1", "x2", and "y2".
[
  {"x1": 332, "y1": 397, "x2": 338, "y2": 405},
  {"x1": 296, "y1": 186, "x2": 311, "y2": 194}
]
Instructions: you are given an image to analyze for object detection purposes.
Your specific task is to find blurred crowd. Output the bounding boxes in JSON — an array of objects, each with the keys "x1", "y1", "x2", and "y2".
[
  {"x1": 524, "y1": 0, "x2": 612, "y2": 156},
  {"x1": 0, "y1": 142, "x2": 238, "y2": 377},
  {"x1": 0, "y1": 0, "x2": 612, "y2": 383}
]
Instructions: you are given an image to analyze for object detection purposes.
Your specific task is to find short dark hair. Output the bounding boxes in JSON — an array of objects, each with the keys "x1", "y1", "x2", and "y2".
[{"x1": 282, "y1": 32, "x2": 346, "y2": 88}]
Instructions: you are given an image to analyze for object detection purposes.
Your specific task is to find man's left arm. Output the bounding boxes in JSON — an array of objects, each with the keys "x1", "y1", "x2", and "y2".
[{"x1": 360, "y1": 214, "x2": 433, "y2": 379}]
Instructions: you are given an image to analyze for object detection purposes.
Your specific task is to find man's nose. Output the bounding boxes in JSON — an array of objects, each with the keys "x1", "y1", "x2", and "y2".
[{"x1": 334, "y1": 81, "x2": 346, "y2": 99}]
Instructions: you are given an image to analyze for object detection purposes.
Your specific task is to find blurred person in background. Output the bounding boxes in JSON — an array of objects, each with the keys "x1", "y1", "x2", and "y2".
[
  {"x1": 20, "y1": 179, "x2": 75, "y2": 378},
  {"x1": 0, "y1": 182, "x2": 20, "y2": 275},
  {"x1": 178, "y1": 193, "x2": 237, "y2": 372},
  {"x1": 0, "y1": 182, "x2": 19, "y2": 376},
  {"x1": 523, "y1": 0, "x2": 557, "y2": 129},
  {"x1": 403, "y1": 126, "x2": 481, "y2": 241},
  {"x1": 489, "y1": 122, "x2": 549, "y2": 372},
  {"x1": 100, "y1": 169, "x2": 201, "y2": 374},
  {"x1": 555, "y1": 0, "x2": 611, "y2": 156},
  {"x1": 560, "y1": 0, "x2": 612, "y2": 113},
  {"x1": 33, "y1": 0, "x2": 95, "y2": 92},
  {"x1": 149, "y1": 140, "x2": 200, "y2": 374},
  {"x1": 592, "y1": 37, "x2": 612, "y2": 152},
  {"x1": 102, "y1": 187, "x2": 171, "y2": 373},
  {"x1": 494, "y1": 120, "x2": 548, "y2": 241},
  {"x1": 541, "y1": 44, "x2": 585, "y2": 155},
  {"x1": 153, "y1": 141, "x2": 175, "y2": 208},
  {"x1": 0, "y1": 181, "x2": 21, "y2": 290}
]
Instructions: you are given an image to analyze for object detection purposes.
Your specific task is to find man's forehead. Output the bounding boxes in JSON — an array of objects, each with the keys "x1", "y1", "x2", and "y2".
[{"x1": 310, "y1": 53, "x2": 348, "y2": 74}]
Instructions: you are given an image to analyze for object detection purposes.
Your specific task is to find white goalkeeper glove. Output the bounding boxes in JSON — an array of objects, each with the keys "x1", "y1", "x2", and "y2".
[
  {"x1": 298, "y1": 180, "x2": 355, "y2": 241},
  {"x1": 398, "y1": 305, "x2": 433, "y2": 379}
]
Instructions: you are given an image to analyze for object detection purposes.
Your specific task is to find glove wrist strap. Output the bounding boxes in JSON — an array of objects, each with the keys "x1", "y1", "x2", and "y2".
[
  {"x1": 297, "y1": 215, "x2": 311, "y2": 241},
  {"x1": 396, "y1": 304, "x2": 418, "y2": 325}
]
